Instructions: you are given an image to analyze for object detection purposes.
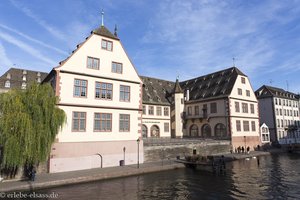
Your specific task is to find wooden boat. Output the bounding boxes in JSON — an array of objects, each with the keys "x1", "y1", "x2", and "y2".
[{"x1": 175, "y1": 155, "x2": 226, "y2": 173}]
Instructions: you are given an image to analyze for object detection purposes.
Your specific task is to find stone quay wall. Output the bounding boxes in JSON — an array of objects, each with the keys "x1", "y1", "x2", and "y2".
[{"x1": 143, "y1": 138, "x2": 231, "y2": 163}]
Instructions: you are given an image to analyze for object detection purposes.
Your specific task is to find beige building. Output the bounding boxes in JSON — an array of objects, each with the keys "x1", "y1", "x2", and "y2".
[
  {"x1": 142, "y1": 67, "x2": 261, "y2": 150},
  {"x1": 44, "y1": 24, "x2": 143, "y2": 173}
]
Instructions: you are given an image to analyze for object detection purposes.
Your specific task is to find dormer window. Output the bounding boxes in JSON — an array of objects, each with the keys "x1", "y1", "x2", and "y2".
[
  {"x1": 6, "y1": 73, "x2": 11, "y2": 79},
  {"x1": 21, "y1": 82, "x2": 26, "y2": 89},
  {"x1": 5, "y1": 80, "x2": 10, "y2": 88},
  {"x1": 23, "y1": 70, "x2": 27, "y2": 75},
  {"x1": 101, "y1": 39, "x2": 113, "y2": 51},
  {"x1": 22, "y1": 75, "x2": 26, "y2": 81},
  {"x1": 37, "y1": 77, "x2": 41, "y2": 83}
]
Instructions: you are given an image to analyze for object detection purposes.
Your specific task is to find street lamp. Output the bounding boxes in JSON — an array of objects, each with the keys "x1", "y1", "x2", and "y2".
[
  {"x1": 137, "y1": 138, "x2": 140, "y2": 168},
  {"x1": 123, "y1": 147, "x2": 126, "y2": 165}
]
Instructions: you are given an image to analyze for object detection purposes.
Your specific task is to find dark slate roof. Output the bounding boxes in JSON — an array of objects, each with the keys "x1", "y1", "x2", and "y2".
[
  {"x1": 180, "y1": 67, "x2": 245, "y2": 101},
  {"x1": 141, "y1": 76, "x2": 175, "y2": 105},
  {"x1": 92, "y1": 25, "x2": 119, "y2": 40},
  {"x1": 0, "y1": 68, "x2": 48, "y2": 90},
  {"x1": 255, "y1": 85, "x2": 299, "y2": 100}
]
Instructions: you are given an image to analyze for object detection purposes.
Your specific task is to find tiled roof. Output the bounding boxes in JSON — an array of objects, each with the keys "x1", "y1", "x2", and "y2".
[
  {"x1": 180, "y1": 67, "x2": 245, "y2": 101},
  {"x1": 255, "y1": 85, "x2": 299, "y2": 100},
  {"x1": 92, "y1": 25, "x2": 119, "y2": 40},
  {"x1": 141, "y1": 76, "x2": 175, "y2": 105},
  {"x1": 0, "y1": 68, "x2": 48, "y2": 90}
]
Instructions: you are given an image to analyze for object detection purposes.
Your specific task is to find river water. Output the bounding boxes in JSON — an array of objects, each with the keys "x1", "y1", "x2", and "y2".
[{"x1": 36, "y1": 153, "x2": 300, "y2": 200}]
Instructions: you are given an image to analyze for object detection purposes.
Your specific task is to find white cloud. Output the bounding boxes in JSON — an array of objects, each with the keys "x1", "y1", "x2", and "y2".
[
  {"x1": 140, "y1": 0, "x2": 300, "y2": 80},
  {"x1": 0, "y1": 31, "x2": 56, "y2": 66},
  {"x1": 0, "y1": 24, "x2": 68, "y2": 56},
  {"x1": 10, "y1": 0, "x2": 67, "y2": 40}
]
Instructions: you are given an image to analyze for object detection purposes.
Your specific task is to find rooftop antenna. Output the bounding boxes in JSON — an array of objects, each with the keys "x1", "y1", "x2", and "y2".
[
  {"x1": 269, "y1": 79, "x2": 273, "y2": 85},
  {"x1": 101, "y1": 9, "x2": 104, "y2": 26},
  {"x1": 232, "y1": 57, "x2": 236, "y2": 67}
]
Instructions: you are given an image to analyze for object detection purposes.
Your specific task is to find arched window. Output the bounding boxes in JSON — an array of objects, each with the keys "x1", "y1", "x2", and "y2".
[
  {"x1": 190, "y1": 124, "x2": 199, "y2": 137},
  {"x1": 215, "y1": 123, "x2": 226, "y2": 137},
  {"x1": 150, "y1": 125, "x2": 160, "y2": 137},
  {"x1": 202, "y1": 124, "x2": 211, "y2": 137},
  {"x1": 142, "y1": 124, "x2": 148, "y2": 138}
]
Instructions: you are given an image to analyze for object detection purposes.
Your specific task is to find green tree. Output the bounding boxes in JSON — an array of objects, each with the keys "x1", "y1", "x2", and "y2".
[{"x1": 0, "y1": 83, "x2": 65, "y2": 170}]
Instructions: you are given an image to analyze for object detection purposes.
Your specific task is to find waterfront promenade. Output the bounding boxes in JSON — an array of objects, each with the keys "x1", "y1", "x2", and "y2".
[{"x1": 0, "y1": 151, "x2": 271, "y2": 193}]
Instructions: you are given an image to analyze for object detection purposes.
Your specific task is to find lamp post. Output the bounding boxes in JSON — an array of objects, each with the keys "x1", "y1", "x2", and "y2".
[
  {"x1": 123, "y1": 147, "x2": 126, "y2": 165},
  {"x1": 137, "y1": 138, "x2": 140, "y2": 168}
]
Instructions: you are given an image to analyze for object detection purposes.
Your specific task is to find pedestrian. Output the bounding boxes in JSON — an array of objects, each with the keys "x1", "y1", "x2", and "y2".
[
  {"x1": 241, "y1": 146, "x2": 244, "y2": 153},
  {"x1": 247, "y1": 146, "x2": 250, "y2": 154},
  {"x1": 31, "y1": 167, "x2": 36, "y2": 181}
]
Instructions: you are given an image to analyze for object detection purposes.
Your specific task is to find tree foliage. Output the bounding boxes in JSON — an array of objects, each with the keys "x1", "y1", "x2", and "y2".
[{"x1": 0, "y1": 83, "x2": 66, "y2": 169}]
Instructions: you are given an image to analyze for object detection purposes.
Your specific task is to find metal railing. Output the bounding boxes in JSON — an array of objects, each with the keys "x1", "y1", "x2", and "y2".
[{"x1": 143, "y1": 137, "x2": 230, "y2": 146}]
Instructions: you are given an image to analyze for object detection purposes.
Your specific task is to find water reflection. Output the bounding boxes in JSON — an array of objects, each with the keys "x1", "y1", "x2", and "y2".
[{"x1": 35, "y1": 154, "x2": 300, "y2": 200}]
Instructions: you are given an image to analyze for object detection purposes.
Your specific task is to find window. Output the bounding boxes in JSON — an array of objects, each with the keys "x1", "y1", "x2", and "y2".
[
  {"x1": 164, "y1": 122, "x2": 169, "y2": 132},
  {"x1": 101, "y1": 39, "x2": 113, "y2": 51},
  {"x1": 280, "y1": 109, "x2": 282, "y2": 115},
  {"x1": 276, "y1": 108, "x2": 279, "y2": 115},
  {"x1": 87, "y1": 57, "x2": 100, "y2": 69},
  {"x1": 120, "y1": 85, "x2": 130, "y2": 102},
  {"x1": 275, "y1": 98, "x2": 278, "y2": 105},
  {"x1": 246, "y1": 90, "x2": 250, "y2": 97},
  {"x1": 241, "y1": 77, "x2": 246, "y2": 84},
  {"x1": 94, "y1": 113, "x2": 112, "y2": 131},
  {"x1": 164, "y1": 107, "x2": 169, "y2": 116},
  {"x1": 74, "y1": 79, "x2": 87, "y2": 97},
  {"x1": 210, "y1": 102, "x2": 217, "y2": 113},
  {"x1": 21, "y1": 82, "x2": 26, "y2": 90},
  {"x1": 95, "y1": 82, "x2": 112, "y2": 100},
  {"x1": 243, "y1": 121, "x2": 249, "y2": 131},
  {"x1": 238, "y1": 88, "x2": 242, "y2": 95},
  {"x1": 277, "y1": 119, "x2": 280, "y2": 127},
  {"x1": 284, "y1": 109, "x2": 286, "y2": 116},
  {"x1": 4, "y1": 80, "x2": 10, "y2": 88},
  {"x1": 235, "y1": 102, "x2": 240, "y2": 112},
  {"x1": 119, "y1": 114, "x2": 130, "y2": 131},
  {"x1": 195, "y1": 106, "x2": 199, "y2": 115},
  {"x1": 72, "y1": 112, "x2": 86, "y2": 131},
  {"x1": 142, "y1": 106, "x2": 146, "y2": 115},
  {"x1": 236, "y1": 120, "x2": 241, "y2": 131},
  {"x1": 187, "y1": 107, "x2": 192, "y2": 116},
  {"x1": 215, "y1": 123, "x2": 226, "y2": 137},
  {"x1": 251, "y1": 121, "x2": 256, "y2": 131},
  {"x1": 190, "y1": 124, "x2": 199, "y2": 137},
  {"x1": 250, "y1": 104, "x2": 255, "y2": 114},
  {"x1": 281, "y1": 119, "x2": 283, "y2": 127},
  {"x1": 149, "y1": 106, "x2": 154, "y2": 115},
  {"x1": 156, "y1": 107, "x2": 162, "y2": 116},
  {"x1": 242, "y1": 103, "x2": 248, "y2": 113},
  {"x1": 112, "y1": 62, "x2": 123, "y2": 74},
  {"x1": 279, "y1": 99, "x2": 281, "y2": 105}
]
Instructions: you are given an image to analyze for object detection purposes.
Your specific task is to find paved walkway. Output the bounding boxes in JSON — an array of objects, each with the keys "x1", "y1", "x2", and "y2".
[{"x1": 0, "y1": 160, "x2": 184, "y2": 193}]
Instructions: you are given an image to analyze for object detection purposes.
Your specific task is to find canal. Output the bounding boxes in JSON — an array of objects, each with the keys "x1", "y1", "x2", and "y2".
[{"x1": 35, "y1": 153, "x2": 300, "y2": 199}]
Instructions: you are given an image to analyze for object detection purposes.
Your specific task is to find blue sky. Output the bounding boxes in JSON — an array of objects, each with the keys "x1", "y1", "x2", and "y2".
[{"x1": 1, "y1": 0, "x2": 300, "y2": 93}]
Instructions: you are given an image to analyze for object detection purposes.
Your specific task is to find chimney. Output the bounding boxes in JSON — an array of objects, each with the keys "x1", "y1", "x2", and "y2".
[{"x1": 186, "y1": 89, "x2": 190, "y2": 101}]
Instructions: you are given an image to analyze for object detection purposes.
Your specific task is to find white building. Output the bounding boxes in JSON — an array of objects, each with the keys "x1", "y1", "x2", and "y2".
[
  {"x1": 44, "y1": 24, "x2": 143, "y2": 173},
  {"x1": 255, "y1": 85, "x2": 300, "y2": 145}
]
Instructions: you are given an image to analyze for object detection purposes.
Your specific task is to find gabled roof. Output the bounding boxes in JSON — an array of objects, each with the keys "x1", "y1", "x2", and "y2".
[
  {"x1": 141, "y1": 76, "x2": 175, "y2": 105},
  {"x1": 180, "y1": 67, "x2": 244, "y2": 101},
  {"x1": 0, "y1": 68, "x2": 48, "y2": 90},
  {"x1": 255, "y1": 85, "x2": 299, "y2": 100},
  {"x1": 92, "y1": 25, "x2": 119, "y2": 40}
]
